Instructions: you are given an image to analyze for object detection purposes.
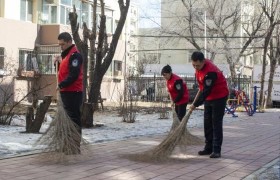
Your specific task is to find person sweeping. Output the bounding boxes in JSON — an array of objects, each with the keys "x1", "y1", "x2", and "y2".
[
  {"x1": 161, "y1": 64, "x2": 192, "y2": 133},
  {"x1": 189, "y1": 51, "x2": 229, "y2": 158},
  {"x1": 125, "y1": 65, "x2": 201, "y2": 162},
  {"x1": 161, "y1": 64, "x2": 189, "y2": 122},
  {"x1": 56, "y1": 32, "x2": 83, "y2": 154}
]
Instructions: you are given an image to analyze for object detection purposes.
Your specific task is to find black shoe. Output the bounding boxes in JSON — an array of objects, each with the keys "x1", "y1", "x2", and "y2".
[
  {"x1": 209, "y1": 152, "x2": 221, "y2": 158},
  {"x1": 198, "y1": 149, "x2": 212, "y2": 155}
]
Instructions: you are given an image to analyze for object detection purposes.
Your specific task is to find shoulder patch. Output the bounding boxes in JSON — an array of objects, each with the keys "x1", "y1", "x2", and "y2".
[
  {"x1": 176, "y1": 84, "x2": 182, "y2": 90},
  {"x1": 205, "y1": 79, "x2": 212, "y2": 86},
  {"x1": 72, "y1": 59, "x2": 79, "y2": 67}
]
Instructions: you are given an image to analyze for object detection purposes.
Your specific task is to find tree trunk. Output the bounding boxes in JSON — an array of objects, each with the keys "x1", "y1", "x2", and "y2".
[
  {"x1": 259, "y1": 48, "x2": 267, "y2": 109},
  {"x1": 259, "y1": 28, "x2": 274, "y2": 108},
  {"x1": 81, "y1": 102, "x2": 94, "y2": 128},
  {"x1": 229, "y1": 63, "x2": 237, "y2": 84},
  {"x1": 266, "y1": 58, "x2": 277, "y2": 107},
  {"x1": 26, "y1": 106, "x2": 34, "y2": 132},
  {"x1": 69, "y1": 1, "x2": 130, "y2": 128},
  {"x1": 25, "y1": 95, "x2": 52, "y2": 133}
]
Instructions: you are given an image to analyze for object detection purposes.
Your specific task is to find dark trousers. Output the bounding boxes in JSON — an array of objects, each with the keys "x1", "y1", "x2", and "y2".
[
  {"x1": 203, "y1": 96, "x2": 227, "y2": 153},
  {"x1": 175, "y1": 103, "x2": 188, "y2": 121},
  {"x1": 60, "y1": 91, "x2": 83, "y2": 130}
]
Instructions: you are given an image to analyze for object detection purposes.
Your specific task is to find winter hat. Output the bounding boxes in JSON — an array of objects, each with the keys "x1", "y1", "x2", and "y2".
[{"x1": 161, "y1": 64, "x2": 172, "y2": 75}]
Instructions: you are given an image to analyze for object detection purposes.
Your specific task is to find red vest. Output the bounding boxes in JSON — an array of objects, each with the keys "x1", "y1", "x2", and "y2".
[
  {"x1": 58, "y1": 46, "x2": 83, "y2": 92},
  {"x1": 167, "y1": 74, "x2": 189, "y2": 105},
  {"x1": 196, "y1": 60, "x2": 229, "y2": 100}
]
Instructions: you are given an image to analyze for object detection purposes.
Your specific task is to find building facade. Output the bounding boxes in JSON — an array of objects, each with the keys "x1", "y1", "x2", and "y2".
[{"x1": 0, "y1": 0, "x2": 138, "y2": 103}]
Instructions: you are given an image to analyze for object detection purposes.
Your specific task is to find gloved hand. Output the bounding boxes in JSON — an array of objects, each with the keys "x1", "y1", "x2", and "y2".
[{"x1": 189, "y1": 104, "x2": 196, "y2": 112}]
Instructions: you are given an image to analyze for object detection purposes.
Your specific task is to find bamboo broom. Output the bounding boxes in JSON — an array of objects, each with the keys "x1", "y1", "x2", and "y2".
[
  {"x1": 35, "y1": 61, "x2": 85, "y2": 161},
  {"x1": 127, "y1": 91, "x2": 202, "y2": 162}
]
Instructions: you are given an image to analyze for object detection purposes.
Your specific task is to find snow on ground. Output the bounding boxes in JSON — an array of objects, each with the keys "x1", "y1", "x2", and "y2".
[{"x1": 0, "y1": 107, "x2": 279, "y2": 159}]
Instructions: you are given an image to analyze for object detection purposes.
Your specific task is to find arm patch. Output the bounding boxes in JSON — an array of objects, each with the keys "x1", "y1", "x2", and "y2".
[
  {"x1": 72, "y1": 59, "x2": 79, "y2": 67},
  {"x1": 205, "y1": 79, "x2": 213, "y2": 87},
  {"x1": 176, "y1": 83, "x2": 182, "y2": 90}
]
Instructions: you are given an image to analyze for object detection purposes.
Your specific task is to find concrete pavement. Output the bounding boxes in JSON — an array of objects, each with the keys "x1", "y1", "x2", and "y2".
[{"x1": 0, "y1": 111, "x2": 279, "y2": 180}]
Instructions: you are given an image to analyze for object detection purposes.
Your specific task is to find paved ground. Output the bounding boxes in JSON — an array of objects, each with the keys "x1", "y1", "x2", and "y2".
[{"x1": 0, "y1": 111, "x2": 279, "y2": 180}]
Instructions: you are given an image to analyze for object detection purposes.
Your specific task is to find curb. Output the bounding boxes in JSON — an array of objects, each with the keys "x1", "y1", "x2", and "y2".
[{"x1": 243, "y1": 158, "x2": 280, "y2": 180}]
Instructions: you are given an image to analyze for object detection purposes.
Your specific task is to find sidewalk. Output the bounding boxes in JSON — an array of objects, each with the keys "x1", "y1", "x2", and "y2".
[{"x1": 0, "y1": 112, "x2": 279, "y2": 180}]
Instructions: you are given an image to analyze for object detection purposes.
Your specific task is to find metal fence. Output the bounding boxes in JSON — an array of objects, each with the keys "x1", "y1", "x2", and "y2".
[
  {"x1": 128, "y1": 74, "x2": 252, "y2": 103},
  {"x1": 128, "y1": 74, "x2": 198, "y2": 102}
]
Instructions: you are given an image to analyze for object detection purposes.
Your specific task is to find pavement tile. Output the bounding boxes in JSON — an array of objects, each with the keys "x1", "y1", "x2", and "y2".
[{"x1": 0, "y1": 111, "x2": 279, "y2": 180}]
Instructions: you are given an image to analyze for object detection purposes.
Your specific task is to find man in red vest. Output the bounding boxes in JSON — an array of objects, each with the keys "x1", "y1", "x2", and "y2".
[
  {"x1": 161, "y1": 65, "x2": 189, "y2": 121},
  {"x1": 189, "y1": 52, "x2": 229, "y2": 158},
  {"x1": 57, "y1": 32, "x2": 83, "y2": 154}
]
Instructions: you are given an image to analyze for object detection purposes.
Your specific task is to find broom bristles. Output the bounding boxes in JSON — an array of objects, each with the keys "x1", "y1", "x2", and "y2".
[
  {"x1": 35, "y1": 93, "x2": 87, "y2": 162},
  {"x1": 148, "y1": 110, "x2": 192, "y2": 158},
  {"x1": 126, "y1": 108, "x2": 203, "y2": 162}
]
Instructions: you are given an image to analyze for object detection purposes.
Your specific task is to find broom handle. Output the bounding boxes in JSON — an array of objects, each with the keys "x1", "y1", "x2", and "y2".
[
  {"x1": 190, "y1": 90, "x2": 201, "y2": 111},
  {"x1": 192, "y1": 90, "x2": 201, "y2": 104},
  {"x1": 55, "y1": 56, "x2": 60, "y2": 86},
  {"x1": 56, "y1": 61, "x2": 58, "y2": 86}
]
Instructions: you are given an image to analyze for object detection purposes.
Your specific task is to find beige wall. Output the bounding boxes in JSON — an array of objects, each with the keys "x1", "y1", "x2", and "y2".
[
  {"x1": 0, "y1": 76, "x2": 14, "y2": 104},
  {"x1": 13, "y1": 74, "x2": 56, "y2": 102},
  {"x1": 100, "y1": 77, "x2": 124, "y2": 103},
  {"x1": 0, "y1": 18, "x2": 38, "y2": 76}
]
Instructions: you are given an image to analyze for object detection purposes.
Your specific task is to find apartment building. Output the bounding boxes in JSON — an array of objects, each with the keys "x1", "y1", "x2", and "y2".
[
  {"x1": 136, "y1": 0, "x2": 257, "y2": 78},
  {"x1": 125, "y1": 4, "x2": 139, "y2": 75},
  {"x1": 0, "y1": 0, "x2": 138, "y2": 103}
]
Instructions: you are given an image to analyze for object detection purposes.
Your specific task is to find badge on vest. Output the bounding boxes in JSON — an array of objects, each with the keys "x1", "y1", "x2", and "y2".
[
  {"x1": 176, "y1": 84, "x2": 181, "y2": 90},
  {"x1": 205, "y1": 79, "x2": 212, "y2": 86},
  {"x1": 72, "y1": 59, "x2": 78, "y2": 67}
]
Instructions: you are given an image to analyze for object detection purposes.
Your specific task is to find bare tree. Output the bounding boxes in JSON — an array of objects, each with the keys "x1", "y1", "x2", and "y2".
[
  {"x1": 266, "y1": 25, "x2": 280, "y2": 107},
  {"x1": 0, "y1": 74, "x2": 51, "y2": 126},
  {"x1": 136, "y1": 53, "x2": 159, "y2": 75},
  {"x1": 151, "y1": 0, "x2": 266, "y2": 83},
  {"x1": 258, "y1": 0, "x2": 280, "y2": 108},
  {"x1": 69, "y1": 0, "x2": 130, "y2": 127},
  {"x1": 179, "y1": 0, "x2": 266, "y2": 81}
]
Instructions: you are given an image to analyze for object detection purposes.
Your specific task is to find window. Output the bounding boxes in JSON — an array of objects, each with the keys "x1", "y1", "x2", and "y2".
[
  {"x1": 114, "y1": 60, "x2": 122, "y2": 71},
  {"x1": 42, "y1": 2, "x2": 58, "y2": 24},
  {"x1": 20, "y1": 0, "x2": 33, "y2": 22},
  {"x1": 19, "y1": 49, "x2": 35, "y2": 71},
  {"x1": 59, "y1": 0, "x2": 84, "y2": 27},
  {"x1": 61, "y1": 0, "x2": 71, "y2": 6},
  {"x1": 36, "y1": 46, "x2": 60, "y2": 74},
  {"x1": 81, "y1": 3, "x2": 89, "y2": 25},
  {"x1": 60, "y1": 5, "x2": 71, "y2": 25},
  {"x1": 106, "y1": 16, "x2": 113, "y2": 33},
  {"x1": 37, "y1": 54, "x2": 58, "y2": 74},
  {"x1": 0, "y1": 47, "x2": 4, "y2": 70}
]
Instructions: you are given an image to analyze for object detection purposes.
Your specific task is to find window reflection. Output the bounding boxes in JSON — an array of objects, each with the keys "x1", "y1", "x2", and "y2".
[{"x1": 20, "y1": 0, "x2": 33, "y2": 22}]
